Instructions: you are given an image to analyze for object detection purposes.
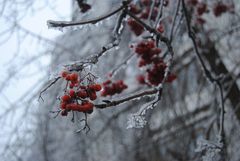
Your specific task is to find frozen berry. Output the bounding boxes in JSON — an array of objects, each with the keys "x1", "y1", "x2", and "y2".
[
  {"x1": 61, "y1": 95, "x2": 71, "y2": 102},
  {"x1": 69, "y1": 89, "x2": 75, "y2": 97}
]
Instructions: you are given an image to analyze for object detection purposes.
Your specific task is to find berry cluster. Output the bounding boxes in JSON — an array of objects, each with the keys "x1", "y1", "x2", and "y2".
[
  {"x1": 197, "y1": 3, "x2": 207, "y2": 16},
  {"x1": 127, "y1": 18, "x2": 144, "y2": 36},
  {"x1": 132, "y1": 39, "x2": 176, "y2": 86},
  {"x1": 186, "y1": 0, "x2": 234, "y2": 25},
  {"x1": 61, "y1": 71, "x2": 79, "y2": 88},
  {"x1": 59, "y1": 71, "x2": 102, "y2": 116},
  {"x1": 213, "y1": 3, "x2": 231, "y2": 17},
  {"x1": 101, "y1": 80, "x2": 128, "y2": 96},
  {"x1": 126, "y1": 2, "x2": 175, "y2": 86},
  {"x1": 134, "y1": 39, "x2": 161, "y2": 67},
  {"x1": 60, "y1": 99, "x2": 94, "y2": 116},
  {"x1": 127, "y1": 0, "x2": 166, "y2": 36}
]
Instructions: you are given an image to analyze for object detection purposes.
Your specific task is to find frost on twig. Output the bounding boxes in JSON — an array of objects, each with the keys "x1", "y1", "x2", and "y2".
[
  {"x1": 195, "y1": 138, "x2": 223, "y2": 161},
  {"x1": 46, "y1": 1, "x2": 129, "y2": 30},
  {"x1": 127, "y1": 114, "x2": 147, "y2": 129},
  {"x1": 126, "y1": 92, "x2": 159, "y2": 129}
]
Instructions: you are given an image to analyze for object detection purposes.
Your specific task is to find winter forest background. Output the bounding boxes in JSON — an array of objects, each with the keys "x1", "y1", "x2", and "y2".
[{"x1": 0, "y1": 0, "x2": 240, "y2": 161}]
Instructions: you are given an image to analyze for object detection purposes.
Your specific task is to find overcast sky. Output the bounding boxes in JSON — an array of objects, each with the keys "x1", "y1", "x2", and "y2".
[{"x1": 0, "y1": 1, "x2": 71, "y2": 112}]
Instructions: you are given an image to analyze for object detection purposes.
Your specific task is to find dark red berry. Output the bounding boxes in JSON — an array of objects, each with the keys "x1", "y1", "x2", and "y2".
[
  {"x1": 61, "y1": 95, "x2": 71, "y2": 102},
  {"x1": 137, "y1": 75, "x2": 146, "y2": 84},
  {"x1": 127, "y1": 18, "x2": 144, "y2": 36},
  {"x1": 213, "y1": 3, "x2": 228, "y2": 17},
  {"x1": 94, "y1": 84, "x2": 102, "y2": 91},
  {"x1": 61, "y1": 71, "x2": 68, "y2": 78},
  {"x1": 77, "y1": 90, "x2": 87, "y2": 99},
  {"x1": 69, "y1": 89, "x2": 75, "y2": 97}
]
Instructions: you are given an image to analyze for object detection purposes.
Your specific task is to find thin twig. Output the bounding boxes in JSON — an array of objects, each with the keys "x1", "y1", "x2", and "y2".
[
  {"x1": 182, "y1": 0, "x2": 226, "y2": 156},
  {"x1": 47, "y1": 1, "x2": 131, "y2": 28},
  {"x1": 38, "y1": 77, "x2": 61, "y2": 102},
  {"x1": 154, "y1": 0, "x2": 165, "y2": 28},
  {"x1": 95, "y1": 88, "x2": 158, "y2": 109},
  {"x1": 169, "y1": 0, "x2": 181, "y2": 43},
  {"x1": 110, "y1": 53, "x2": 134, "y2": 77}
]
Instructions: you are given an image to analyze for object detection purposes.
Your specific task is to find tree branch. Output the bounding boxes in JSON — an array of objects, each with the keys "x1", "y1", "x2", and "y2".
[
  {"x1": 47, "y1": 1, "x2": 131, "y2": 28},
  {"x1": 95, "y1": 88, "x2": 158, "y2": 109}
]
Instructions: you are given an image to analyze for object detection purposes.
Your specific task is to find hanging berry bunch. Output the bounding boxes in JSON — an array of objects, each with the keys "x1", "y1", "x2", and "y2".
[
  {"x1": 213, "y1": 2, "x2": 233, "y2": 17},
  {"x1": 101, "y1": 80, "x2": 128, "y2": 97},
  {"x1": 186, "y1": 0, "x2": 235, "y2": 25},
  {"x1": 127, "y1": 0, "x2": 161, "y2": 36},
  {"x1": 59, "y1": 70, "x2": 102, "y2": 116},
  {"x1": 131, "y1": 39, "x2": 176, "y2": 86},
  {"x1": 126, "y1": 1, "x2": 176, "y2": 86}
]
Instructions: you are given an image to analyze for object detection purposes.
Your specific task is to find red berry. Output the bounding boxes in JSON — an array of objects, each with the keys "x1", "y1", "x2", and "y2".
[
  {"x1": 70, "y1": 73, "x2": 78, "y2": 82},
  {"x1": 213, "y1": 3, "x2": 228, "y2": 17},
  {"x1": 80, "y1": 86, "x2": 86, "y2": 89},
  {"x1": 69, "y1": 89, "x2": 75, "y2": 97},
  {"x1": 81, "y1": 102, "x2": 94, "y2": 113},
  {"x1": 89, "y1": 92, "x2": 97, "y2": 100},
  {"x1": 61, "y1": 71, "x2": 68, "y2": 78},
  {"x1": 127, "y1": 18, "x2": 144, "y2": 36},
  {"x1": 77, "y1": 90, "x2": 87, "y2": 99},
  {"x1": 85, "y1": 102, "x2": 94, "y2": 109},
  {"x1": 103, "y1": 80, "x2": 111, "y2": 85},
  {"x1": 138, "y1": 59, "x2": 147, "y2": 67},
  {"x1": 66, "y1": 75, "x2": 71, "y2": 81},
  {"x1": 88, "y1": 84, "x2": 96, "y2": 91},
  {"x1": 61, "y1": 95, "x2": 71, "y2": 102},
  {"x1": 60, "y1": 102, "x2": 67, "y2": 109},
  {"x1": 66, "y1": 103, "x2": 78, "y2": 111},
  {"x1": 197, "y1": 3, "x2": 207, "y2": 15},
  {"x1": 94, "y1": 84, "x2": 102, "y2": 91},
  {"x1": 101, "y1": 80, "x2": 128, "y2": 96},
  {"x1": 137, "y1": 75, "x2": 146, "y2": 84}
]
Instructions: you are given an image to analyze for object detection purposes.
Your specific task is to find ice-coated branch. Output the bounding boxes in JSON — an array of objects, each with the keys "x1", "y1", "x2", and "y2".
[
  {"x1": 126, "y1": 8, "x2": 174, "y2": 98},
  {"x1": 169, "y1": 0, "x2": 181, "y2": 43},
  {"x1": 95, "y1": 88, "x2": 159, "y2": 109},
  {"x1": 182, "y1": 0, "x2": 226, "y2": 158},
  {"x1": 154, "y1": 0, "x2": 165, "y2": 28},
  {"x1": 126, "y1": 9, "x2": 174, "y2": 57},
  {"x1": 109, "y1": 53, "x2": 134, "y2": 78},
  {"x1": 47, "y1": 0, "x2": 131, "y2": 28},
  {"x1": 38, "y1": 76, "x2": 61, "y2": 102}
]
